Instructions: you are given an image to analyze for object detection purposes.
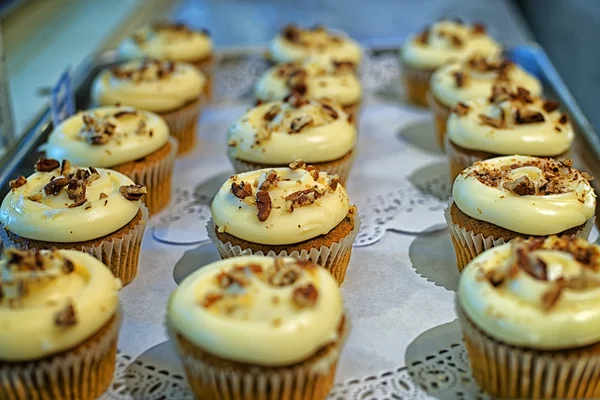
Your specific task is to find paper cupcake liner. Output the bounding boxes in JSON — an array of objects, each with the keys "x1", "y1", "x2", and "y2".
[
  {"x1": 167, "y1": 317, "x2": 348, "y2": 400},
  {"x1": 0, "y1": 311, "x2": 121, "y2": 400},
  {"x1": 427, "y1": 90, "x2": 451, "y2": 151},
  {"x1": 400, "y1": 61, "x2": 435, "y2": 107},
  {"x1": 206, "y1": 215, "x2": 361, "y2": 285},
  {"x1": 159, "y1": 98, "x2": 205, "y2": 155},
  {"x1": 192, "y1": 56, "x2": 214, "y2": 99},
  {"x1": 445, "y1": 137, "x2": 487, "y2": 184},
  {"x1": 114, "y1": 137, "x2": 178, "y2": 216},
  {"x1": 444, "y1": 203, "x2": 595, "y2": 272},
  {"x1": 227, "y1": 151, "x2": 355, "y2": 185},
  {"x1": 457, "y1": 304, "x2": 600, "y2": 399},
  {"x1": 0, "y1": 204, "x2": 149, "y2": 286}
]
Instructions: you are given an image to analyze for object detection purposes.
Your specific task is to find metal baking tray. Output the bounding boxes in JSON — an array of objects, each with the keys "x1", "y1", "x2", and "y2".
[{"x1": 1, "y1": 43, "x2": 599, "y2": 202}]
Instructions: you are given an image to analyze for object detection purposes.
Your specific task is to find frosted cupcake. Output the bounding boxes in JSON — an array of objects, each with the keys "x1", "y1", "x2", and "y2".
[
  {"x1": 255, "y1": 60, "x2": 362, "y2": 123},
  {"x1": 118, "y1": 22, "x2": 213, "y2": 96},
  {"x1": 446, "y1": 155, "x2": 596, "y2": 271},
  {"x1": 446, "y1": 86, "x2": 574, "y2": 182},
  {"x1": 267, "y1": 24, "x2": 362, "y2": 69},
  {"x1": 458, "y1": 236, "x2": 600, "y2": 398},
  {"x1": 45, "y1": 106, "x2": 176, "y2": 215},
  {"x1": 167, "y1": 255, "x2": 348, "y2": 400},
  {"x1": 0, "y1": 159, "x2": 148, "y2": 285},
  {"x1": 207, "y1": 164, "x2": 360, "y2": 284},
  {"x1": 227, "y1": 95, "x2": 356, "y2": 183},
  {"x1": 0, "y1": 248, "x2": 121, "y2": 400},
  {"x1": 92, "y1": 59, "x2": 206, "y2": 154},
  {"x1": 401, "y1": 19, "x2": 502, "y2": 106},
  {"x1": 429, "y1": 56, "x2": 542, "y2": 148}
]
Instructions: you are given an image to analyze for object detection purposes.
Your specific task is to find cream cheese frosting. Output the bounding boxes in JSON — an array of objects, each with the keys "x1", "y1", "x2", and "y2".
[
  {"x1": 1, "y1": 159, "x2": 144, "y2": 242},
  {"x1": 227, "y1": 97, "x2": 355, "y2": 164},
  {"x1": 91, "y1": 59, "x2": 206, "y2": 113},
  {"x1": 211, "y1": 164, "x2": 351, "y2": 245},
  {"x1": 168, "y1": 255, "x2": 344, "y2": 366},
  {"x1": 459, "y1": 236, "x2": 600, "y2": 349},
  {"x1": 255, "y1": 61, "x2": 361, "y2": 106},
  {"x1": 118, "y1": 23, "x2": 212, "y2": 62},
  {"x1": 0, "y1": 248, "x2": 121, "y2": 361},
  {"x1": 46, "y1": 106, "x2": 170, "y2": 168},
  {"x1": 447, "y1": 87, "x2": 574, "y2": 155},
  {"x1": 401, "y1": 20, "x2": 502, "y2": 69},
  {"x1": 430, "y1": 56, "x2": 542, "y2": 108},
  {"x1": 453, "y1": 155, "x2": 596, "y2": 235},
  {"x1": 269, "y1": 24, "x2": 362, "y2": 66}
]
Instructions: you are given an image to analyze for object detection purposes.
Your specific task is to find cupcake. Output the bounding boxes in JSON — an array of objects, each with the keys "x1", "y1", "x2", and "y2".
[
  {"x1": 400, "y1": 19, "x2": 502, "y2": 106},
  {"x1": 167, "y1": 255, "x2": 348, "y2": 400},
  {"x1": 267, "y1": 24, "x2": 362, "y2": 69},
  {"x1": 457, "y1": 236, "x2": 600, "y2": 398},
  {"x1": 227, "y1": 95, "x2": 356, "y2": 183},
  {"x1": 0, "y1": 247, "x2": 121, "y2": 400},
  {"x1": 446, "y1": 86, "x2": 574, "y2": 182},
  {"x1": 207, "y1": 163, "x2": 360, "y2": 284},
  {"x1": 45, "y1": 106, "x2": 177, "y2": 215},
  {"x1": 0, "y1": 158, "x2": 149, "y2": 285},
  {"x1": 446, "y1": 155, "x2": 596, "y2": 271},
  {"x1": 91, "y1": 58, "x2": 206, "y2": 154},
  {"x1": 429, "y1": 56, "x2": 542, "y2": 148},
  {"x1": 118, "y1": 22, "x2": 213, "y2": 96},
  {"x1": 255, "y1": 60, "x2": 362, "y2": 123}
]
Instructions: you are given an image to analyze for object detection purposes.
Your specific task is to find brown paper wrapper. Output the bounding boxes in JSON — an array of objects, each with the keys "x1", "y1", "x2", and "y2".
[
  {"x1": 0, "y1": 204, "x2": 149, "y2": 286},
  {"x1": 0, "y1": 312, "x2": 121, "y2": 400},
  {"x1": 192, "y1": 55, "x2": 214, "y2": 99},
  {"x1": 444, "y1": 204, "x2": 595, "y2": 272},
  {"x1": 167, "y1": 316, "x2": 349, "y2": 400},
  {"x1": 159, "y1": 98, "x2": 205, "y2": 155},
  {"x1": 400, "y1": 61, "x2": 435, "y2": 107},
  {"x1": 206, "y1": 215, "x2": 361, "y2": 285},
  {"x1": 457, "y1": 304, "x2": 600, "y2": 399},
  {"x1": 427, "y1": 91, "x2": 452, "y2": 150}
]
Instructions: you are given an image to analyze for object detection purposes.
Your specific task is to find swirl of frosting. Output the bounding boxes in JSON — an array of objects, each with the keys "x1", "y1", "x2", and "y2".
[
  {"x1": 459, "y1": 236, "x2": 600, "y2": 349},
  {"x1": 118, "y1": 23, "x2": 212, "y2": 62},
  {"x1": 401, "y1": 20, "x2": 502, "y2": 69},
  {"x1": 447, "y1": 86, "x2": 574, "y2": 155},
  {"x1": 91, "y1": 59, "x2": 205, "y2": 113},
  {"x1": 453, "y1": 155, "x2": 596, "y2": 235},
  {"x1": 255, "y1": 60, "x2": 361, "y2": 106},
  {"x1": 45, "y1": 106, "x2": 170, "y2": 168},
  {"x1": 0, "y1": 248, "x2": 121, "y2": 361},
  {"x1": 269, "y1": 24, "x2": 362, "y2": 66},
  {"x1": 1, "y1": 159, "x2": 144, "y2": 242},
  {"x1": 211, "y1": 164, "x2": 351, "y2": 245},
  {"x1": 168, "y1": 255, "x2": 344, "y2": 366},
  {"x1": 227, "y1": 97, "x2": 355, "y2": 164},
  {"x1": 430, "y1": 56, "x2": 542, "y2": 108}
]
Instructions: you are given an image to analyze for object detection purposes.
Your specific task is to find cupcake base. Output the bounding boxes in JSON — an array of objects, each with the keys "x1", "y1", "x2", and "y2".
[
  {"x1": 0, "y1": 205, "x2": 149, "y2": 286},
  {"x1": 0, "y1": 313, "x2": 121, "y2": 400},
  {"x1": 445, "y1": 202, "x2": 594, "y2": 271},
  {"x1": 169, "y1": 316, "x2": 348, "y2": 400},
  {"x1": 112, "y1": 137, "x2": 178, "y2": 215},
  {"x1": 159, "y1": 98, "x2": 204, "y2": 155},
  {"x1": 207, "y1": 212, "x2": 360, "y2": 285},
  {"x1": 426, "y1": 91, "x2": 452, "y2": 150},
  {"x1": 457, "y1": 304, "x2": 600, "y2": 399},
  {"x1": 400, "y1": 62, "x2": 434, "y2": 107}
]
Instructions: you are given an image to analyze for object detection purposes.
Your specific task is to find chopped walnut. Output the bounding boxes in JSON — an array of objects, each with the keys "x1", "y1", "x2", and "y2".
[
  {"x1": 216, "y1": 269, "x2": 249, "y2": 288},
  {"x1": 542, "y1": 101, "x2": 559, "y2": 113},
  {"x1": 502, "y1": 175, "x2": 536, "y2": 196},
  {"x1": 328, "y1": 174, "x2": 340, "y2": 192},
  {"x1": 65, "y1": 179, "x2": 86, "y2": 203},
  {"x1": 231, "y1": 181, "x2": 253, "y2": 199},
  {"x1": 54, "y1": 302, "x2": 77, "y2": 327},
  {"x1": 263, "y1": 104, "x2": 281, "y2": 121},
  {"x1": 285, "y1": 188, "x2": 324, "y2": 212},
  {"x1": 514, "y1": 87, "x2": 533, "y2": 104},
  {"x1": 35, "y1": 158, "x2": 60, "y2": 172},
  {"x1": 268, "y1": 263, "x2": 300, "y2": 287},
  {"x1": 289, "y1": 159, "x2": 307, "y2": 170},
  {"x1": 515, "y1": 109, "x2": 545, "y2": 124},
  {"x1": 43, "y1": 177, "x2": 70, "y2": 196},
  {"x1": 453, "y1": 71, "x2": 466, "y2": 88},
  {"x1": 454, "y1": 102, "x2": 470, "y2": 116},
  {"x1": 560, "y1": 159, "x2": 573, "y2": 168},
  {"x1": 9, "y1": 176, "x2": 27, "y2": 190},
  {"x1": 292, "y1": 284, "x2": 319, "y2": 308},
  {"x1": 258, "y1": 170, "x2": 278, "y2": 191},
  {"x1": 290, "y1": 115, "x2": 313, "y2": 133},
  {"x1": 559, "y1": 114, "x2": 569, "y2": 124},
  {"x1": 256, "y1": 190, "x2": 272, "y2": 222},
  {"x1": 284, "y1": 93, "x2": 308, "y2": 108},
  {"x1": 119, "y1": 184, "x2": 147, "y2": 201},
  {"x1": 320, "y1": 102, "x2": 339, "y2": 120}
]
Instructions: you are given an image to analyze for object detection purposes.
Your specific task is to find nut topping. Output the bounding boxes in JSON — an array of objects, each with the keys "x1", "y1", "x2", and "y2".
[
  {"x1": 35, "y1": 158, "x2": 60, "y2": 172},
  {"x1": 472, "y1": 23, "x2": 486, "y2": 34},
  {"x1": 258, "y1": 170, "x2": 278, "y2": 191},
  {"x1": 502, "y1": 175, "x2": 536, "y2": 196},
  {"x1": 268, "y1": 263, "x2": 300, "y2": 287},
  {"x1": 65, "y1": 179, "x2": 86, "y2": 203},
  {"x1": 256, "y1": 190, "x2": 272, "y2": 222},
  {"x1": 284, "y1": 93, "x2": 308, "y2": 108},
  {"x1": 290, "y1": 115, "x2": 313, "y2": 133},
  {"x1": 320, "y1": 101, "x2": 339, "y2": 120},
  {"x1": 43, "y1": 177, "x2": 70, "y2": 196},
  {"x1": 478, "y1": 114, "x2": 506, "y2": 129},
  {"x1": 54, "y1": 301, "x2": 77, "y2": 327},
  {"x1": 289, "y1": 159, "x2": 307, "y2": 170},
  {"x1": 231, "y1": 181, "x2": 252, "y2": 199},
  {"x1": 514, "y1": 109, "x2": 545, "y2": 124},
  {"x1": 60, "y1": 160, "x2": 71, "y2": 176},
  {"x1": 559, "y1": 114, "x2": 569, "y2": 124},
  {"x1": 453, "y1": 71, "x2": 466, "y2": 88},
  {"x1": 284, "y1": 188, "x2": 324, "y2": 212},
  {"x1": 454, "y1": 102, "x2": 470, "y2": 116},
  {"x1": 292, "y1": 284, "x2": 319, "y2": 308},
  {"x1": 541, "y1": 285, "x2": 562, "y2": 310},
  {"x1": 263, "y1": 104, "x2": 281, "y2": 121},
  {"x1": 542, "y1": 101, "x2": 559, "y2": 113},
  {"x1": 119, "y1": 184, "x2": 147, "y2": 201},
  {"x1": 9, "y1": 176, "x2": 27, "y2": 190}
]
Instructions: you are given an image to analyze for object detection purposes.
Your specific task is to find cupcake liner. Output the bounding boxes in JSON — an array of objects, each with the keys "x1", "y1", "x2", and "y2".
[
  {"x1": 445, "y1": 137, "x2": 487, "y2": 184},
  {"x1": 206, "y1": 215, "x2": 361, "y2": 285},
  {"x1": 192, "y1": 56, "x2": 214, "y2": 99},
  {"x1": 0, "y1": 204, "x2": 149, "y2": 286},
  {"x1": 0, "y1": 311, "x2": 121, "y2": 400},
  {"x1": 427, "y1": 90, "x2": 451, "y2": 150},
  {"x1": 167, "y1": 317, "x2": 349, "y2": 400},
  {"x1": 159, "y1": 98, "x2": 205, "y2": 155},
  {"x1": 444, "y1": 203, "x2": 596, "y2": 272},
  {"x1": 400, "y1": 61, "x2": 435, "y2": 107},
  {"x1": 115, "y1": 137, "x2": 178, "y2": 216},
  {"x1": 227, "y1": 150, "x2": 355, "y2": 185},
  {"x1": 457, "y1": 304, "x2": 600, "y2": 399}
]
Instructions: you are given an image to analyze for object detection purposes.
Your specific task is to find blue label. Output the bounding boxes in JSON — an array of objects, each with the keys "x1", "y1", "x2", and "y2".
[{"x1": 51, "y1": 68, "x2": 75, "y2": 127}]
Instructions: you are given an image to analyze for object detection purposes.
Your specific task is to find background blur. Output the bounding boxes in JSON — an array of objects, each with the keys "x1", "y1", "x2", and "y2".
[{"x1": 1, "y1": 0, "x2": 598, "y2": 138}]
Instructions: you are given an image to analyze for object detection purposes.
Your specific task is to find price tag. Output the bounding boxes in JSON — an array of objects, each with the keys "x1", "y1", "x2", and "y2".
[{"x1": 50, "y1": 68, "x2": 75, "y2": 127}]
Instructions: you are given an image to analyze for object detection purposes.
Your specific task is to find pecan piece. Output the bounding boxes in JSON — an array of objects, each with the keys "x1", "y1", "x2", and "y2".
[
  {"x1": 43, "y1": 177, "x2": 70, "y2": 196},
  {"x1": 285, "y1": 188, "x2": 323, "y2": 212},
  {"x1": 35, "y1": 158, "x2": 60, "y2": 172},
  {"x1": 65, "y1": 179, "x2": 86, "y2": 202},
  {"x1": 258, "y1": 170, "x2": 278, "y2": 191},
  {"x1": 287, "y1": 70, "x2": 308, "y2": 96},
  {"x1": 560, "y1": 159, "x2": 573, "y2": 168},
  {"x1": 503, "y1": 175, "x2": 536, "y2": 196},
  {"x1": 416, "y1": 28, "x2": 429, "y2": 45},
  {"x1": 450, "y1": 34, "x2": 463, "y2": 47},
  {"x1": 478, "y1": 114, "x2": 506, "y2": 129},
  {"x1": 113, "y1": 110, "x2": 138, "y2": 119},
  {"x1": 284, "y1": 93, "x2": 308, "y2": 108},
  {"x1": 292, "y1": 284, "x2": 319, "y2": 308},
  {"x1": 9, "y1": 176, "x2": 27, "y2": 190},
  {"x1": 60, "y1": 160, "x2": 71, "y2": 176},
  {"x1": 542, "y1": 101, "x2": 559, "y2": 113},
  {"x1": 559, "y1": 114, "x2": 569, "y2": 124},
  {"x1": 54, "y1": 301, "x2": 77, "y2": 327},
  {"x1": 62, "y1": 258, "x2": 75, "y2": 274},
  {"x1": 289, "y1": 159, "x2": 307, "y2": 170},
  {"x1": 27, "y1": 193, "x2": 43, "y2": 202},
  {"x1": 68, "y1": 198, "x2": 87, "y2": 208},
  {"x1": 515, "y1": 87, "x2": 533, "y2": 104},
  {"x1": 472, "y1": 23, "x2": 486, "y2": 34},
  {"x1": 231, "y1": 181, "x2": 252, "y2": 199},
  {"x1": 256, "y1": 190, "x2": 272, "y2": 222},
  {"x1": 484, "y1": 269, "x2": 505, "y2": 287},
  {"x1": 290, "y1": 115, "x2": 313, "y2": 133},
  {"x1": 268, "y1": 263, "x2": 300, "y2": 286},
  {"x1": 119, "y1": 184, "x2": 147, "y2": 201},
  {"x1": 453, "y1": 71, "x2": 466, "y2": 88},
  {"x1": 263, "y1": 105, "x2": 281, "y2": 121},
  {"x1": 282, "y1": 24, "x2": 300, "y2": 42},
  {"x1": 202, "y1": 293, "x2": 223, "y2": 308},
  {"x1": 515, "y1": 109, "x2": 545, "y2": 124},
  {"x1": 454, "y1": 102, "x2": 470, "y2": 116},
  {"x1": 320, "y1": 102, "x2": 339, "y2": 120},
  {"x1": 541, "y1": 285, "x2": 562, "y2": 310},
  {"x1": 328, "y1": 174, "x2": 340, "y2": 192}
]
